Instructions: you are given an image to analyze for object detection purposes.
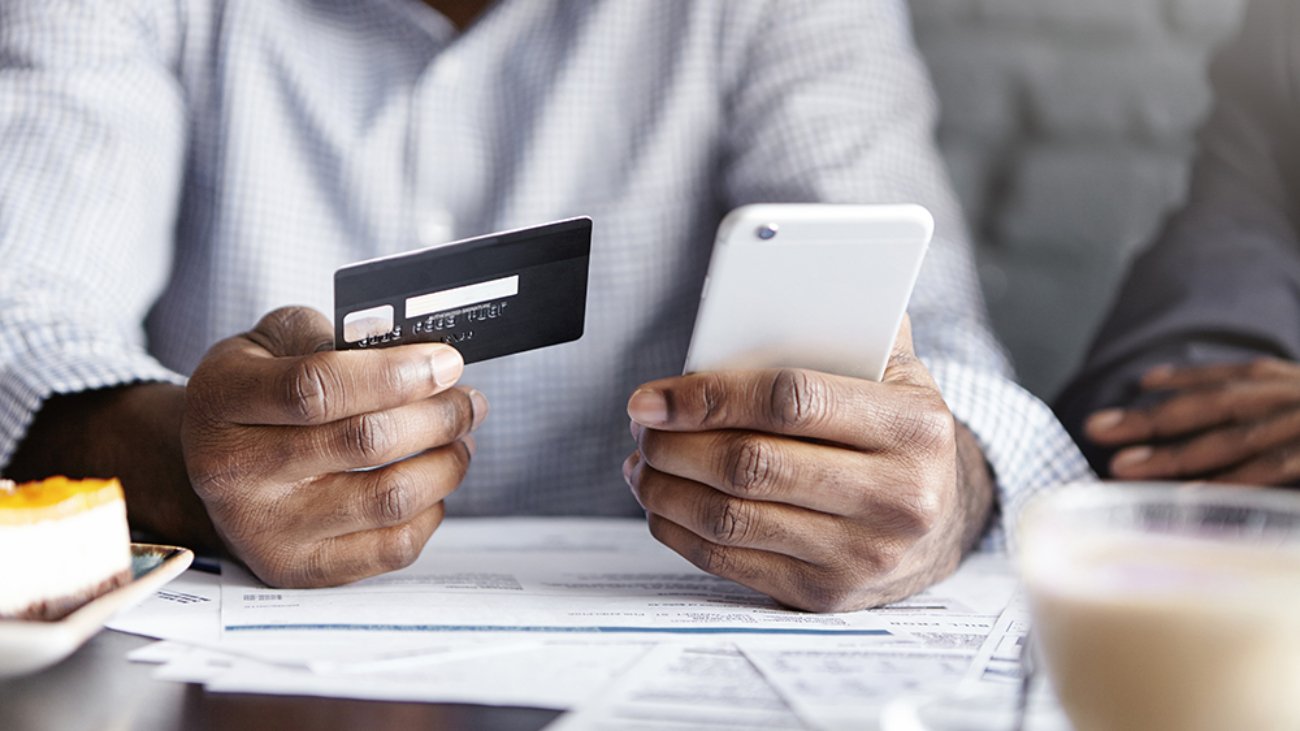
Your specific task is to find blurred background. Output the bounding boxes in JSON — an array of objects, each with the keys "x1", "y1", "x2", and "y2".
[{"x1": 909, "y1": 0, "x2": 1248, "y2": 400}]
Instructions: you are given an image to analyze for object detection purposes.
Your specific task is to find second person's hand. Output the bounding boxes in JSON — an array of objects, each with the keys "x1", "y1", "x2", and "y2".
[{"x1": 1086, "y1": 358, "x2": 1300, "y2": 485}]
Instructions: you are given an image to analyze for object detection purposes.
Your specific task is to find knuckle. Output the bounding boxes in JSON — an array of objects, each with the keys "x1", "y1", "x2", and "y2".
[
  {"x1": 190, "y1": 466, "x2": 242, "y2": 510},
  {"x1": 263, "y1": 305, "x2": 314, "y2": 334},
  {"x1": 1250, "y1": 358, "x2": 1286, "y2": 379},
  {"x1": 1234, "y1": 420, "x2": 1269, "y2": 451},
  {"x1": 1153, "y1": 447, "x2": 1187, "y2": 478},
  {"x1": 183, "y1": 368, "x2": 218, "y2": 417},
  {"x1": 1149, "y1": 396, "x2": 1179, "y2": 423},
  {"x1": 1281, "y1": 447, "x2": 1300, "y2": 480},
  {"x1": 1226, "y1": 392, "x2": 1263, "y2": 423},
  {"x1": 435, "y1": 389, "x2": 476, "y2": 440},
  {"x1": 768, "y1": 369, "x2": 831, "y2": 430},
  {"x1": 186, "y1": 347, "x2": 248, "y2": 423},
  {"x1": 1269, "y1": 445, "x2": 1300, "y2": 474},
  {"x1": 253, "y1": 561, "x2": 290, "y2": 588},
  {"x1": 343, "y1": 412, "x2": 399, "y2": 464},
  {"x1": 708, "y1": 497, "x2": 756, "y2": 546},
  {"x1": 637, "y1": 430, "x2": 664, "y2": 468},
  {"x1": 646, "y1": 513, "x2": 672, "y2": 544},
  {"x1": 723, "y1": 435, "x2": 780, "y2": 497},
  {"x1": 895, "y1": 392, "x2": 956, "y2": 454},
  {"x1": 697, "y1": 540, "x2": 737, "y2": 577},
  {"x1": 378, "y1": 524, "x2": 425, "y2": 573},
  {"x1": 433, "y1": 441, "x2": 473, "y2": 492},
  {"x1": 801, "y1": 587, "x2": 860, "y2": 614},
  {"x1": 380, "y1": 355, "x2": 419, "y2": 396},
  {"x1": 908, "y1": 477, "x2": 949, "y2": 533},
  {"x1": 884, "y1": 488, "x2": 945, "y2": 539},
  {"x1": 866, "y1": 540, "x2": 908, "y2": 578},
  {"x1": 183, "y1": 438, "x2": 257, "y2": 510},
  {"x1": 281, "y1": 357, "x2": 336, "y2": 423},
  {"x1": 1151, "y1": 400, "x2": 1194, "y2": 437},
  {"x1": 693, "y1": 373, "x2": 730, "y2": 427},
  {"x1": 372, "y1": 470, "x2": 418, "y2": 525},
  {"x1": 184, "y1": 450, "x2": 227, "y2": 495},
  {"x1": 448, "y1": 437, "x2": 474, "y2": 475},
  {"x1": 631, "y1": 465, "x2": 662, "y2": 511},
  {"x1": 793, "y1": 567, "x2": 864, "y2": 613},
  {"x1": 292, "y1": 554, "x2": 329, "y2": 589},
  {"x1": 258, "y1": 549, "x2": 318, "y2": 589}
]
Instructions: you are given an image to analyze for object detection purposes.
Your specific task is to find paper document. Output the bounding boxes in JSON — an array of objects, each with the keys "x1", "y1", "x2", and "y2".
[
  {"x1": 731, "y1": 555, "x2": 1021, "y2": 730},
  {"x1": 741, "y1": 643, "x2": 976, "y2": 731},
  {"x1": 546, "y1": 643, "x2": 807, "y2": 730},
  {"x1": 106, "y1": 518, "x2": 1062, "y2": 723},
  {"x1": 107, "y1": 567, "x2": 221, "y2": 644},
  {"x1": 202, "y1": 639, "x2": 652, "y2": 709},
  {"x1": 871, "y1": 553, "x2": 1018, "y2": 615},
  {"x1": 221, "y1": 518, "x2": 892, "y2": 638},
  {"x1": 962, "y1": 597, "x2": 1031, "y2": 689}
]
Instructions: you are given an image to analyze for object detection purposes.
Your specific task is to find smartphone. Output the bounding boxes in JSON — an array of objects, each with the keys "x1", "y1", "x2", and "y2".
[{"x1": 683, "y1": 204, "x2": 933, "y2": 382}]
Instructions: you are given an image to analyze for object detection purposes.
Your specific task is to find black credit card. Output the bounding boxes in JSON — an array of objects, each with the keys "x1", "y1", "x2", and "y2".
[{"x1": 334, "y1": 218, "x2": 592, "y2": 362}]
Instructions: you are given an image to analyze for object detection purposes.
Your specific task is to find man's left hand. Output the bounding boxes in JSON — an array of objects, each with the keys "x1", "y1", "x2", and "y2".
[{"x1": 624, "y1": 318, "x2": 995, "y2": 612}]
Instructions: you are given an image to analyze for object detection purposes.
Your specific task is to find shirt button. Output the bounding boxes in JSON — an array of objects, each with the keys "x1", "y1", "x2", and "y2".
[{"x1": 419, "y1": 210, "x2": 455, "y2": 247}]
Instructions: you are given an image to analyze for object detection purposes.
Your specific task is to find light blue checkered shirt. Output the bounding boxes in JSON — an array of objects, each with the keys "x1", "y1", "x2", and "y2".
[{"x1": 0, "y1": 0, "x2": 1091, "y2": 531}]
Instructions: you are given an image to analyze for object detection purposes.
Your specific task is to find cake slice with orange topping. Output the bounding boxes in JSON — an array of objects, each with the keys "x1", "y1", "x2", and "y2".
[{"x1": 0, "y1": 477, "x2": 131, "y2": 621}]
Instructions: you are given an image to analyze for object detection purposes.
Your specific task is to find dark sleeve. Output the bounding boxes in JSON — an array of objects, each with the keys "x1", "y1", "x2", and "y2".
[{"x1": 1054, "y1": 0, "x2": 1300, "y2": 475}]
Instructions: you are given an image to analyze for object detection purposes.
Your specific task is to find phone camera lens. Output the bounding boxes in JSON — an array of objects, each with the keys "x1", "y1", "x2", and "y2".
[{"x1": 756, "y1": 224, "x2": 779, "y2": 240}]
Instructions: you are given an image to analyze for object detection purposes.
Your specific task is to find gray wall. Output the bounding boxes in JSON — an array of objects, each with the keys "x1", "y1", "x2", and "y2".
[{"x1": 910, "y1": 0, "x2": 1247, "y2": 399}]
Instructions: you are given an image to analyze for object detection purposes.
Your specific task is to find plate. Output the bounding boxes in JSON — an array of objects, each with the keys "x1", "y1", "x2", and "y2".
[{"x1": 0, "y1": 543, "x2": 193, "y2": 678}]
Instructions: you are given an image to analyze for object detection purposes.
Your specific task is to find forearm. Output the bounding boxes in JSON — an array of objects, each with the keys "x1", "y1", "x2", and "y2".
[
  {"x1": 954, "y1": 422, "x2": 997, "y2": 555},
  {"x1": 6, "y1": 383, "x2": 221, "y2": 552}
]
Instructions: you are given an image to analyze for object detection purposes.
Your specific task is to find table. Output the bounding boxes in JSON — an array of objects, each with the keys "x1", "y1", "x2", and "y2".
[{"x1": 0, "y1": 630, "x2": 561, "y2": 731}]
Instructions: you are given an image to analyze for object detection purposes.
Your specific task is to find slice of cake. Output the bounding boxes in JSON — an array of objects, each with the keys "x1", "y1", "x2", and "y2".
[{"x1": 0, "y1": 476, "x2": 132, "y2": 621}]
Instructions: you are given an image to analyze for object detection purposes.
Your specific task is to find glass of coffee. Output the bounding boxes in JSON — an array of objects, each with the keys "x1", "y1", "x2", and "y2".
[{"x1": 1019, "y1": 483, "x2": 1300, "y2": 731}]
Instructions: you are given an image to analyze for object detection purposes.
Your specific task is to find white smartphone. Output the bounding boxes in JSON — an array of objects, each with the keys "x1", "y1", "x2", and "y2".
[{"x1": 683, "y1": 204, "x2": 933, "y2": 382}]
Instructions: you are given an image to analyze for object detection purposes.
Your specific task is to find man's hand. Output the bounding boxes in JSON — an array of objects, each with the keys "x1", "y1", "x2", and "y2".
[
  {"x1": 624, "y1": 318, "x2": 995, "y2": 613},
  {"x1": 182, "y1": 307, "x2": 487, "y2": 588},
  {"x1": 1085, "y1": 358, "x2": 1300, "y2": 486}
]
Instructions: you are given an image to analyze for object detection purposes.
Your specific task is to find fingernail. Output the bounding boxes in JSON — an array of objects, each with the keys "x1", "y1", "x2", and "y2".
[
  {"x1": 468, "y1": 389, "x2": 489, "y2": 430},
  {"x1": 630, "y1": 421, "x2": 644, "y2": 442},
  {"x1": 1087, "y1": 409, "x2": 1126, "y2": 433},
  {"x1": 622, "y1": 453, "x2": 637, "y2": 485},
  {"x1": 432, "y1": 347, "x2": 464, "y2": 388},
  {"x1": 627, "y1": 389, "x2": 668, "y2": 426},
  {"x1": 1112, "y1": 446, "x2": 1153, "y2": 471},
  {"x1": 1143, "y1": 364, "x2": 1174, "y2": 385},
  {"x1": 461, "y1": 434, "x2": 478, "y2": 457}
]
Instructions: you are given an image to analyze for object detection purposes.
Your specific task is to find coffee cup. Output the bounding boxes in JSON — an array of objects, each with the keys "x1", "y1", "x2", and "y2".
[{"x1": 1018, "y1": 483, "x2": 1300, "y2": 731}]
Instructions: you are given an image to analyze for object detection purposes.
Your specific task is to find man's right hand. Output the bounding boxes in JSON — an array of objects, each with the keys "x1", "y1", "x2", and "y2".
[{"x1": 181, "y1": 306, "x2": 486, "y2": 588}]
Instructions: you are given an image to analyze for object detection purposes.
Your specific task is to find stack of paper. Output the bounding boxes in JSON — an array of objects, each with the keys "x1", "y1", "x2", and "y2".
[{"x1": 108, "y1": 518, "x2": 1068, "y2": 729}]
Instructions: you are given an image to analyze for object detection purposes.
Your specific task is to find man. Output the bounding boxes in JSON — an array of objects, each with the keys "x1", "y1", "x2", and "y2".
[
  {"x1": 1057, "y1": 0, "x2": 1300, "y2": 487},
  {"x1": 0, "y1": 0, "x2": 1087, "y2": 612}
]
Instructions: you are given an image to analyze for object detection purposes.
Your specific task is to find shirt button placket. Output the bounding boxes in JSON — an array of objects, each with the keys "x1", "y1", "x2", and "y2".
[{"x1": 412, "y1": 52, "x2": 465, "y2": 248}]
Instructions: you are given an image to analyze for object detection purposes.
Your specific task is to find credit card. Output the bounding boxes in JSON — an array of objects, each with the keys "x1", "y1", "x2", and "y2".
[{"x1": 334, "y1": 217, "x2": 592, "y2": 363}]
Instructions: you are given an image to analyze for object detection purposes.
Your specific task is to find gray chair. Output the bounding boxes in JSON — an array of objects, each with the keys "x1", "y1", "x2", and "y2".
[{"x1": 910, "y1": 0, "x2": 1246, "y2": 399}]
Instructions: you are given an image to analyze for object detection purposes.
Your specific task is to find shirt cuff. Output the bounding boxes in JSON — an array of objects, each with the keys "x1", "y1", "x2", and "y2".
[
  {"x1": 0, "y1": 343, "x2": 185, "y2": 470},
  {"x1": 924, "y1": 358, "x2": 1096, "y2": 552}
]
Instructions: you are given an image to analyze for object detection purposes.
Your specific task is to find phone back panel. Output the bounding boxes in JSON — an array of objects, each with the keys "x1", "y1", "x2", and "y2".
[{"x1": 683, "y1": 204, "x2": 932, "y2": 382}]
